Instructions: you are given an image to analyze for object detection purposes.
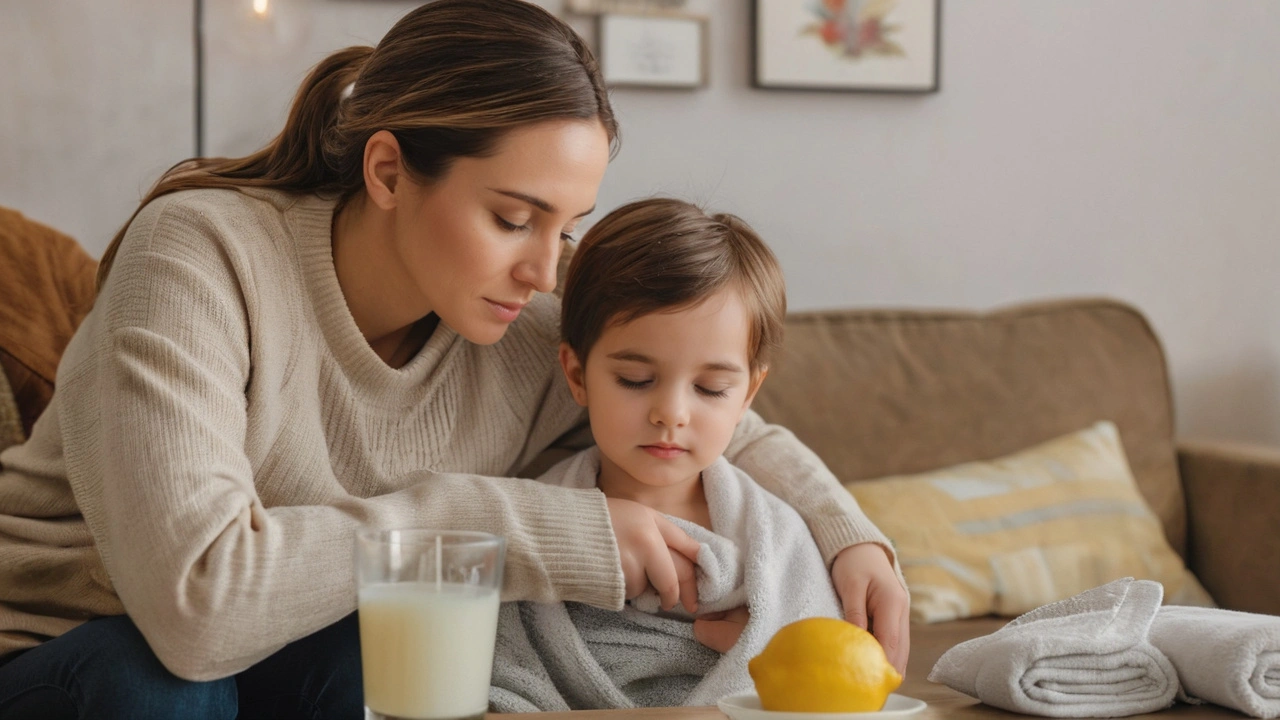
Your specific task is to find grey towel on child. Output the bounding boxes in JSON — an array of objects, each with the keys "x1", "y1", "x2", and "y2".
[
  {"x1": 488, "y1": 448, "x2": 843, "y2": 712},
  {"x1": 1149, "y1": 606, "x2": 1280, "y2": 719},
  {"x1": 928, "y1": 578, "x2": 1178, "y2": 717}
]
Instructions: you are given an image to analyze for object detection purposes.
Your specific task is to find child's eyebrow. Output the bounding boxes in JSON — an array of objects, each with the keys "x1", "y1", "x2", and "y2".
[
  {"x1": 605, "y1": 351, "x2": 744, "y2": 374},
  {"x1": 700, "y1": 361, "x2": 745, "y2": 374},
  {"x1": 606, "y1": 351, "x2": 654, "y2": 364}
]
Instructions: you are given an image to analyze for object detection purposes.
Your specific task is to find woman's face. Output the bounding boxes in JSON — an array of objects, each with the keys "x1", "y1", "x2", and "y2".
[{"x1": 393, "y1": 119, "x2": 610, "y2": 345}]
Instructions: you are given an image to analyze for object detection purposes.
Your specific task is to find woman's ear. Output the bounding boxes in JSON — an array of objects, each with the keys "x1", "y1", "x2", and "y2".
[
  {"x1": 559, "y1": 343, "x2": 589, "y2": 407},
  {"x1": 739, "y1": 366, "x2": 769, "y2": 420},
  {"x1": 363, "y1": 130, "x2": 404, "y2": 211}
]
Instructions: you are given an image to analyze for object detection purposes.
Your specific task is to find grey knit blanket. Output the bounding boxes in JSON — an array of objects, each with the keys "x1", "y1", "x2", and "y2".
[{"x1": 489, "y1": 448, "x2": 842, "y2": 712}]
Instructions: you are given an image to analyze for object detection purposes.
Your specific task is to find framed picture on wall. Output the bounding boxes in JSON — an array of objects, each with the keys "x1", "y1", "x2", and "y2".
[
  {"x1": 567, "y1": 0, "x2": 687, "y2": 12},
  {"x1": 598, "y1": 13, "x2": 708, "y2": 89},
  {"x1": 753, "y1": 0, "x2": 941, "y2": 93}
]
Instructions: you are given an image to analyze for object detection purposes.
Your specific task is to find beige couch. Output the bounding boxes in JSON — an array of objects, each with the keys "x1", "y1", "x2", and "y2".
[
  {"x1": 753, "y1": 300, "x2": 1280, "y2": 716},
  {"x1": 3, "y1": 207, "x2": 1277, "y2": 717}
]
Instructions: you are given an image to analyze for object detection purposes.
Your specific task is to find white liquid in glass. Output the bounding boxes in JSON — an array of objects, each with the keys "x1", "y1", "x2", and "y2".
[{"x1": 358, "y1": 582, "x2": 500, "y2": 719}]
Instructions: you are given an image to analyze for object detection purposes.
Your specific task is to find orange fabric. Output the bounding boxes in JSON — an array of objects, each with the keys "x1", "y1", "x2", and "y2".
[{"x1": 0, "y1": 207, "x2": 98, "y2": 435}]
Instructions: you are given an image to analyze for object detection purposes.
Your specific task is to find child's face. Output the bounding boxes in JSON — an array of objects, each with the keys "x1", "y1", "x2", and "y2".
[{"x1": 560, "y1": 287, "x2": 766, "y2": 494}]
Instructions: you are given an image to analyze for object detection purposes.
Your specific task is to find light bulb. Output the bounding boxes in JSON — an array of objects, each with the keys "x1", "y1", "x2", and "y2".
[{"x1": 252, "y1": 0, "x2": 269, "y2": 18}]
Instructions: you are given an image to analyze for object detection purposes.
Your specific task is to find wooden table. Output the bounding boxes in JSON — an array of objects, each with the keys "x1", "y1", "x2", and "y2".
[{"x1": 486, "y1": 679, "x2": 1245, "y2": 719}]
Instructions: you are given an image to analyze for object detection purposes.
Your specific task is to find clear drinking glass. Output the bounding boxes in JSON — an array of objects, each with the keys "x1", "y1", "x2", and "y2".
[{"x1": 354, "y1": 529, "x2": 506, "y2": 720}]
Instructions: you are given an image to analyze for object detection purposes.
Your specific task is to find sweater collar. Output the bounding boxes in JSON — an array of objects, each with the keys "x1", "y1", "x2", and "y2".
[{"x1": 283, "y1": 190, "x2": 461, "y2": 397}]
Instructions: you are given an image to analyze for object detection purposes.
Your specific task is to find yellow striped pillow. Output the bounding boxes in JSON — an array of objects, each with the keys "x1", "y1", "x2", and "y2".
[{"x1": 846, "y1": 421, "x2": 1214, "y2": 623}]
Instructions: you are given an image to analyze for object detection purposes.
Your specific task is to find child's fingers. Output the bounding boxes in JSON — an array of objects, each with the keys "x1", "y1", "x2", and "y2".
[{"x1": 693, "y1": 607, "x2": 750, "y2": 653}]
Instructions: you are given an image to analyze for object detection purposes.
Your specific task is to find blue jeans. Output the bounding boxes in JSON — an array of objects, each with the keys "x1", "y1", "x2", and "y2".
[{"x1": 0, "y1": 612, "x2": 363, "y2": 719}]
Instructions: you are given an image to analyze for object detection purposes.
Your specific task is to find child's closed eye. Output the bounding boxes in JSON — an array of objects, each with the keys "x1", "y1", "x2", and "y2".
[{"x1": 615, "y1": 376, "x2": 652, "y2": 390}]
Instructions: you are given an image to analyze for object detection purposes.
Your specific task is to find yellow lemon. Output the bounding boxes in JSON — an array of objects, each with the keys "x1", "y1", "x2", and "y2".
[{"x1": 748, "y1": 617, "x2": 903, "y2": 713}]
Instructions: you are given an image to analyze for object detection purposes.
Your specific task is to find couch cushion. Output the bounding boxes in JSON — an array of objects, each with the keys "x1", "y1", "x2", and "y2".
[
  {"x1": 0, "y1": 206, "x2": 98, "y2": 436},
  {"x1": 848, "y1": 421, "x2": 1211, "y2": 622},
  {"x1": 752, "y1": 298, "x2": 1186, "y2": 556}
]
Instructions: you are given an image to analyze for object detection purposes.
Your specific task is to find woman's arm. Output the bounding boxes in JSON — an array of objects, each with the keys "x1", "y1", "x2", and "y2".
[
  {"x1": 722, "y1": 409, "x2": 909, "y2": 672},
  {"x1": 65, "y1": 197, "x2": 628, "y2": 682},
  {"x1": 723, "y1": 409, "x2": 894, "y2": 566}
]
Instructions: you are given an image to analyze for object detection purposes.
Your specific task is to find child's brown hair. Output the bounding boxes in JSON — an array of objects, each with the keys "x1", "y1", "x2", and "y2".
[{"x1": 561, "y1": 197, "x2": 786, "y2": 373}]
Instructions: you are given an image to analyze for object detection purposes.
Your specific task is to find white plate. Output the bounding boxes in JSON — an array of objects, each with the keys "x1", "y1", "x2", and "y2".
[{"x1": 717, "y1": 692, "x2": 927, "y2": 720}]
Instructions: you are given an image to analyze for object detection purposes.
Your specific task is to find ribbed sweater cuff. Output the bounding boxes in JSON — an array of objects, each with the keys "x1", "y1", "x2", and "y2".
[
  {"x1": 810, "y1": 513, "x2": 897, "y2": 569},
  {"x1": 522, "y1": 487, "x2": 625, "y2": 610}
]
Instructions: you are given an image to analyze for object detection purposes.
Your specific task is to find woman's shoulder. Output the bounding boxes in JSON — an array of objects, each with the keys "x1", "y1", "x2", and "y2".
[
  {"x1": 123, "y1": 187, "x2": 327, "y2": 268},
  {"x1": 104, "y1": 187, "x2": 326, "y2": 309},
  {"x1": 130, "y1": 187, "x2": 304, "y2": 238}
]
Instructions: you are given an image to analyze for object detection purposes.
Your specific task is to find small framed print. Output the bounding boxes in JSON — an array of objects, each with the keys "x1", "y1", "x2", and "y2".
[
  {"x1": 598, "y1": 13, "x2": 708, "y2": 89},
  {"x1": 566, "y1": 0, "x2": 687, "y2": 13},
  {"x1": 753, "y1": 0, "x2": 941, "y2": 93}
]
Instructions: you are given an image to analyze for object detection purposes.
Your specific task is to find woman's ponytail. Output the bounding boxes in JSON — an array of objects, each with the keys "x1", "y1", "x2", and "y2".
[
  {"x1": 95, "y1": 45, "x2": 373, "y2": 291},
  {"x1": 98, "y1": 0, "x2": 618, "y2": 294}
]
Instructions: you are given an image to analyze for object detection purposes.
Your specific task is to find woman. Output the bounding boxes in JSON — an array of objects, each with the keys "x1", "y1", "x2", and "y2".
[{"x1": 0, "y1": 1, "x2": 907, "y2": 717}]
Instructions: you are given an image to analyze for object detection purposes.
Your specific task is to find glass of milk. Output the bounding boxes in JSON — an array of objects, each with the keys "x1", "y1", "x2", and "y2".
[{"x1": 355, "y1": 529, "x2": 505, "y2": 720}]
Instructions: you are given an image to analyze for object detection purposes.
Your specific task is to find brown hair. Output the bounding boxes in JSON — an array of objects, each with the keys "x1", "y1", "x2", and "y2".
[
  {"x1": 96, "y1": 0, "x2": 618, "y2": 290},
  {"x1": 561, "y1": 198, "x2": 786, "y2": 374}
]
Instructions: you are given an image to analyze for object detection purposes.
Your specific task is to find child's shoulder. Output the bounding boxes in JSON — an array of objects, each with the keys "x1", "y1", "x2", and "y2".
[
  {"x1": 703, "y1": 456, "x2": 805, "y2": 521},
  {"x1": 531, "y1": 445, "x2": 601, "y2": 490}
]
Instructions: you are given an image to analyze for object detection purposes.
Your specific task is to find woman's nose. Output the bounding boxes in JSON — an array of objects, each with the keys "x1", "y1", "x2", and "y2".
[{"x1": 514, "y1": 232, "x2": 560, "y2": 293}]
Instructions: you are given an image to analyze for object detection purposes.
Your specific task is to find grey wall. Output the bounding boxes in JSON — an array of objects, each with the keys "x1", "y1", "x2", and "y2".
[
  {"x1": 3, "y1": 1, "x2": 1278, "y2": 446},
  {"x1": 0, "y1": 1, "x2": 192, "y2": 253}
]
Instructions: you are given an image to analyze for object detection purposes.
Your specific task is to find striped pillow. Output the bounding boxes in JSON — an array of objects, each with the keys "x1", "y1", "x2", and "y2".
[{"x1": 847, "y1": 421, "x2": 1213, "y2": 623}]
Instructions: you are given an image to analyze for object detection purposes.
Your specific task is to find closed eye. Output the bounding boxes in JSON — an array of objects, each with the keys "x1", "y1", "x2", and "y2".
[
  {"x1": 494, "y1": 215, "x2": 529, "y2": 232},
  {"x1": 696, "y1": 386, "x2": 730, "y2": 398},
  {"x1": 615, "y1": 376, "x2": 651, "y2": 390}
]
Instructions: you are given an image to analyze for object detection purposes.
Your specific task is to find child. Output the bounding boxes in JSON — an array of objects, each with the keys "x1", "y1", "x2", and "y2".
[{"x1": 489, "y1": 198, "x2": 847, "y2": 711}]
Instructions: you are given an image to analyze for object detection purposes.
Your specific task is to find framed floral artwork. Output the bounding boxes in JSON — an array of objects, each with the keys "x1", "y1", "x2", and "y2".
[{"x1": 753, "y1": 0, "x2": 941, "y2": 93}]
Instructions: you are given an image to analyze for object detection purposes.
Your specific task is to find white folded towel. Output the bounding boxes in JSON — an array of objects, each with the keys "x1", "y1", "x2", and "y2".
[
  {"x1": 1149, "y1": 606, "x2": 1280, "y2": 719},
  {"x1": 928, "y1": 578, "x2": 1178, "y2": 717}
]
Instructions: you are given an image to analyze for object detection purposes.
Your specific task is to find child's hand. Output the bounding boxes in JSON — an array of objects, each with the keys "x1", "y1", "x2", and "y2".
[
  {"x1": 606, "y1": 497, "x2": 701, "y2": 613},
  {"x1": 830, "y1": 543, "x2": 910, "y2": 675},
  {"x1": 693, "y1": 606, "x2": 750, "y2": 653}
]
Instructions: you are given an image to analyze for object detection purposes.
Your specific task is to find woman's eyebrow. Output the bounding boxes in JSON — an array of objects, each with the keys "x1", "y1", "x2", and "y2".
[{"x1": 489, "y1": 188, "x2": 595, "y2": 218}]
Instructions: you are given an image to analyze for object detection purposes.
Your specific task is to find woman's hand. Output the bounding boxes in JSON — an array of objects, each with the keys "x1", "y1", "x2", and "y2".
[
  {"x1": 606, "y1": 497, "x2": 701, "y2": 613},
  {"x1": 831, "y1": 542, "x2": 910, "y2": 675},
  {"x1": 693, "y1": 606, "x2": 750, "y2": 653}
]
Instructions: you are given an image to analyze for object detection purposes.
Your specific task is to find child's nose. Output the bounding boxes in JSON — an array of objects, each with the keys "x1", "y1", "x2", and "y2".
[{"x1": 649, "y1": 391, "x2": 690, "y2": 428}]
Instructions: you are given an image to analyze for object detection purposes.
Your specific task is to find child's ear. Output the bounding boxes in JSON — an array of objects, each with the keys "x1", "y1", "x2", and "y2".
[
  {"x1": 739, "y1": 366, "x2": 769, "y2": 419},
  {"x1": 559, "y1": 342, "x2": 589, "y2": 407}
]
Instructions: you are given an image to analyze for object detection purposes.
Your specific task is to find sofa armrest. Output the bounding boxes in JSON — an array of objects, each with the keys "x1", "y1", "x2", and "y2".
[{"x1": 1178, "y1": 439, "x2": 1280, "y2": 615}]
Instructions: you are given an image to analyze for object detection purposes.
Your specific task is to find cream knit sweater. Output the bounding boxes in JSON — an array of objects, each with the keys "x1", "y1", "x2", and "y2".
[{"x1": 0, "y1": 188, "x2": 891, "y2": 681}]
